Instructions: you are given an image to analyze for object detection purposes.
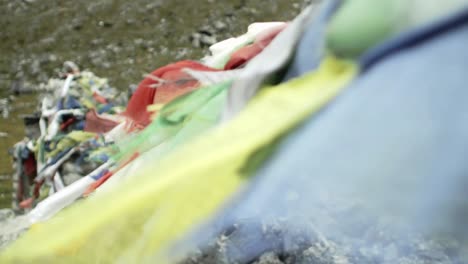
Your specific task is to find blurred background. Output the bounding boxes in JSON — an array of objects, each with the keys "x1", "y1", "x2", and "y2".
[{"x1": 0, "y1": 0, "x2": 312, "y2": 208}]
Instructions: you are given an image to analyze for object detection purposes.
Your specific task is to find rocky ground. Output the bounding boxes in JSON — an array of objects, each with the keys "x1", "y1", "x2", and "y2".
[
  {"x1": 0, "y1": 0, "x2": 315, "y2": 93},
  {"x1": 0, "y1": 0, "x2": 312, "y2": 252},
  {"x1": 1, "y1": 2, "x2": 468, "y2": 262},
  {"x1": 0, "y1": 209, "x2": 28, "y2": 250},
  {"x1": 179, "y1": 214, "x2": 468, "y2": 264},
  {"x1": 0, "y1": 0, "x2": 315, "y2": 209},
  {"x1": 0, "y1": 0, "x2": 315, "y2": 253}
]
